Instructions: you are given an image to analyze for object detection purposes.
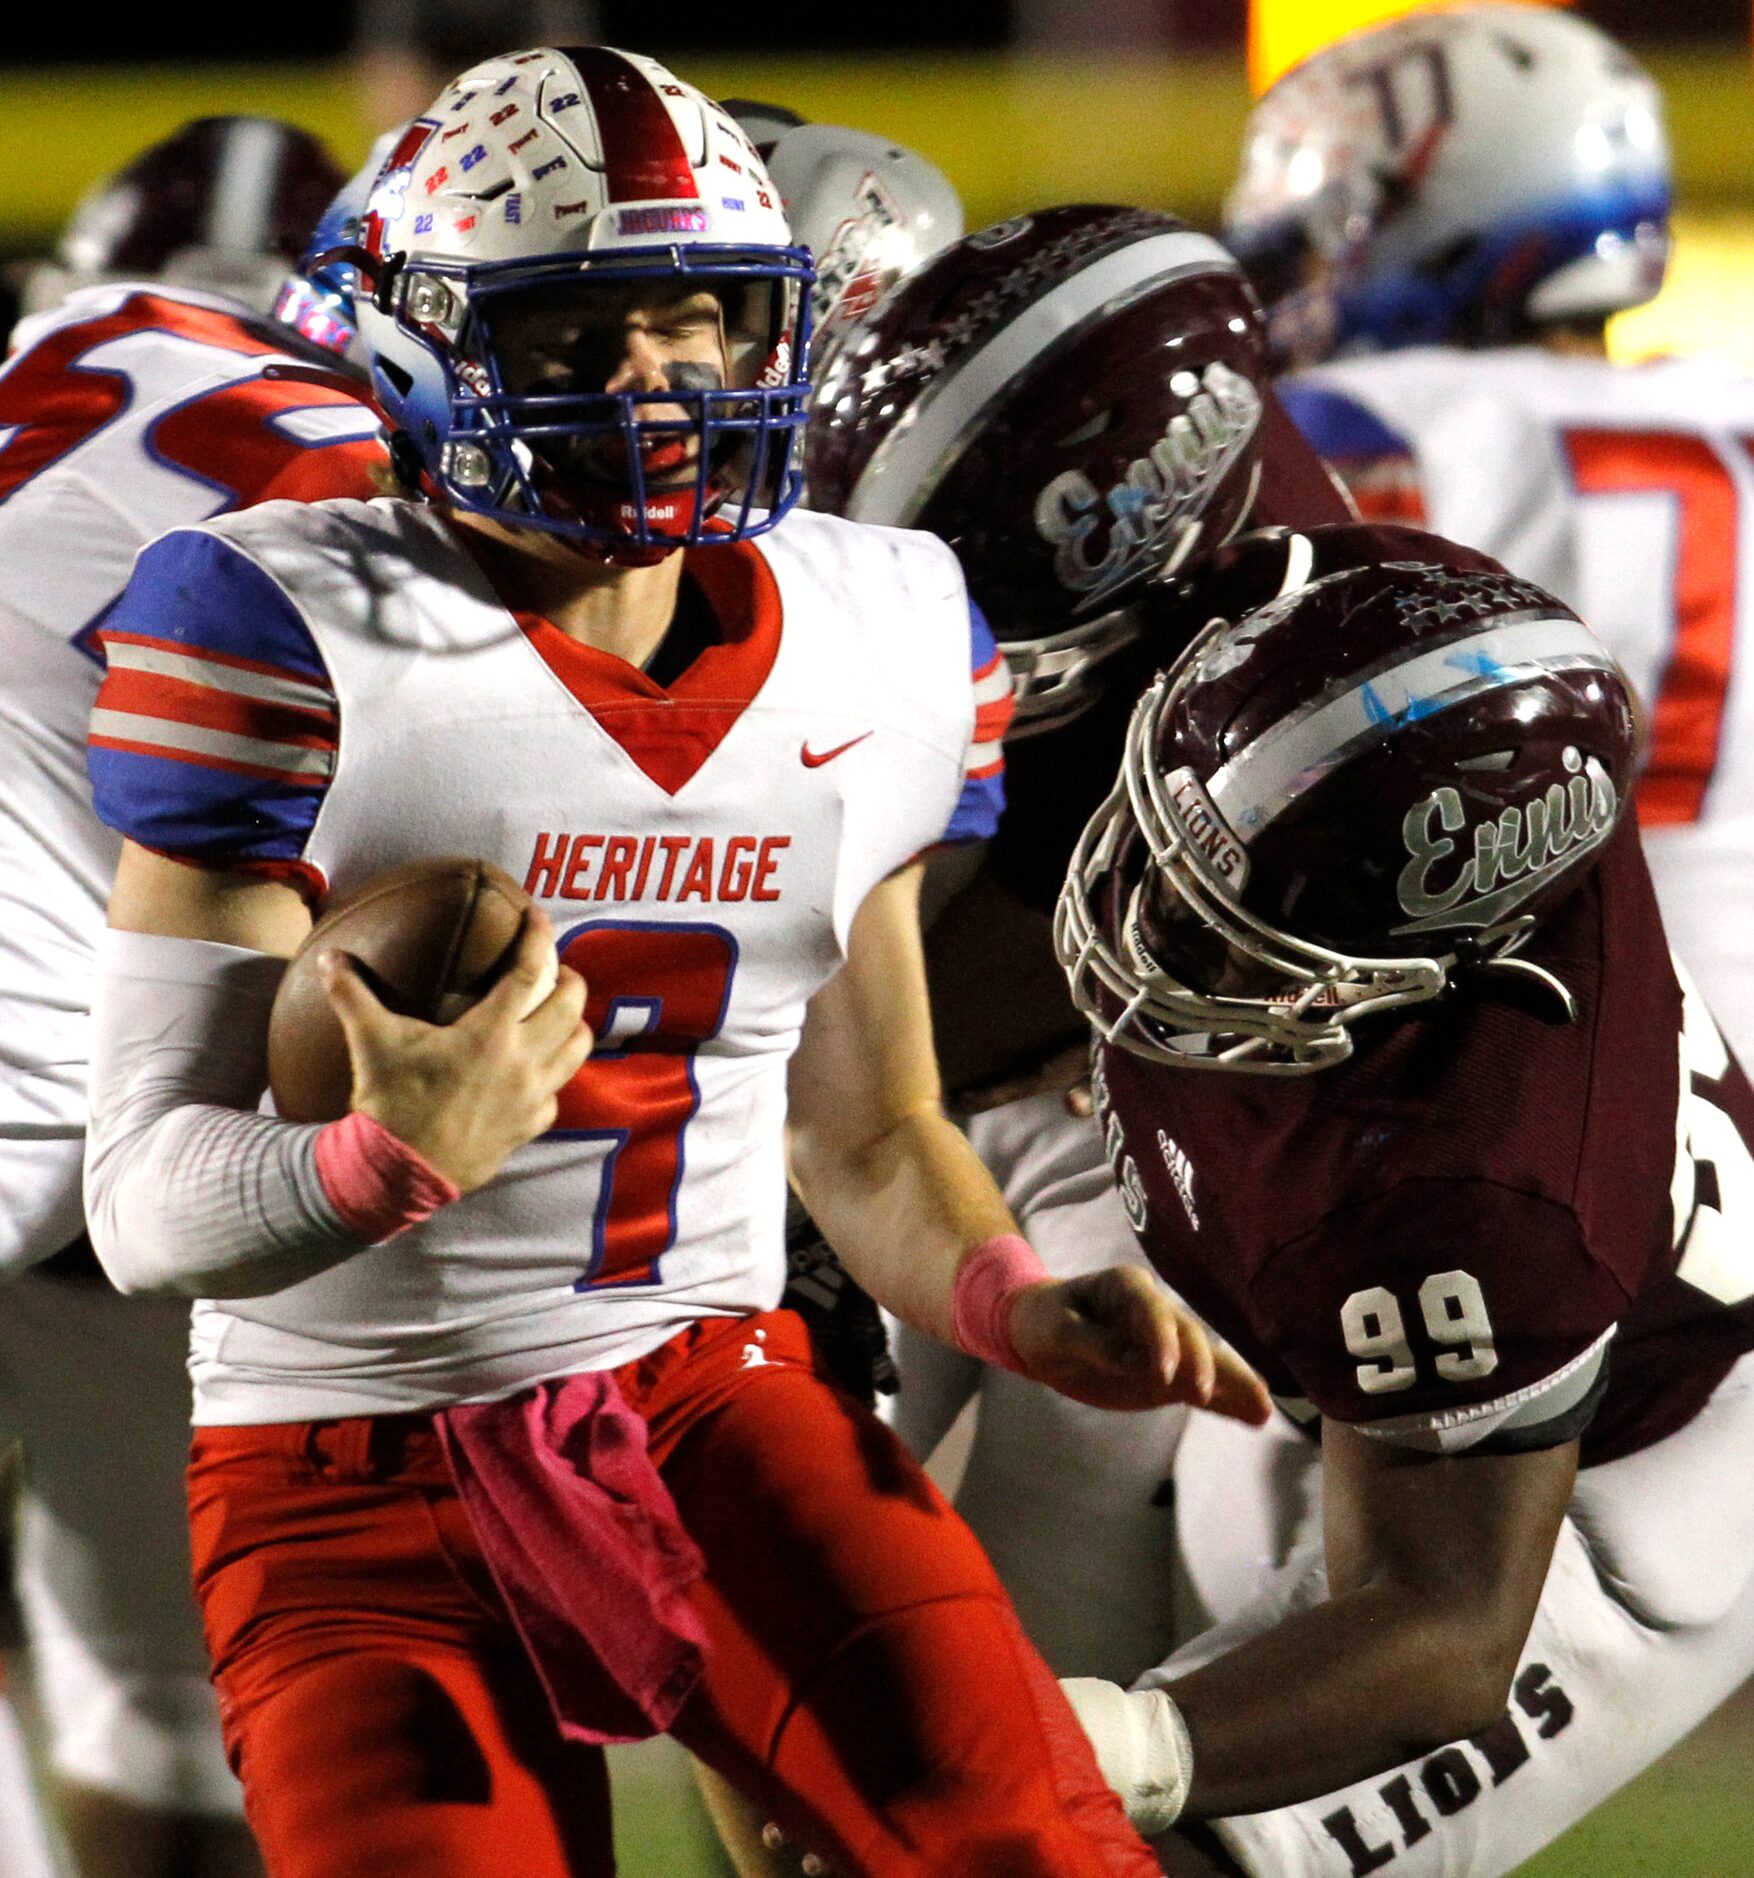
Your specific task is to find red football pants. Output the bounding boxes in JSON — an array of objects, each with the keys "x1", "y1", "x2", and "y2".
[{"x1": 188, "y1": 1310, "x2": 1156, "y2": 1878}]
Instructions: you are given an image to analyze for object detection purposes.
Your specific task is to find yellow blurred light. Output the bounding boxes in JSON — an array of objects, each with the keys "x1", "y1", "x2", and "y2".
[{"x1": 1248, "y1": 0, "x2": 1573, "y2": 97}]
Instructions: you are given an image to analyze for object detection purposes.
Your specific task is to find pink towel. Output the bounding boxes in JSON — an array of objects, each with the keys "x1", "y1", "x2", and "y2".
[{"x1": 436, "y1": 1370, "x2": 710, "y2": 1744}]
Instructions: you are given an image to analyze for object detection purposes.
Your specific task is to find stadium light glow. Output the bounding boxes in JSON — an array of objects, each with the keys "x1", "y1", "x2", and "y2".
[{"x1": 1248, "y1": 0, "x2": 1574, "y2": 96}]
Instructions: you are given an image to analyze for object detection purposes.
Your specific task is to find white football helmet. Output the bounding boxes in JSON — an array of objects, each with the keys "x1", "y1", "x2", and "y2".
[
  {"x1": 764, "y1": 124, "x2": 963, "y2": 363},
  {"x1": 351, "y1": 46, "x2": 814, "y2": 555},
  {"x1": 1223, "y1": 5, "x2": 1671, "y2": 362}
]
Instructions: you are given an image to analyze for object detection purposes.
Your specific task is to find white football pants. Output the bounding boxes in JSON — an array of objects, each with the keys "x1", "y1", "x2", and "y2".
[{"x1": 1148, "y1": 1352, "x2": 1754, "y2": 1877}]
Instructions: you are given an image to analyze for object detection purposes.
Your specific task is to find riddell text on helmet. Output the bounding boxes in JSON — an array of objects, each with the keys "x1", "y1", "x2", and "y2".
[{"x1": 523, "y1": 831, "x2": 791, "y2": 904}]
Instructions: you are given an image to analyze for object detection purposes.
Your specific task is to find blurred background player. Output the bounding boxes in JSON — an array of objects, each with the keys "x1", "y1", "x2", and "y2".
[
  {"x1": 764, "y1": 123, "x2": 964, "y2": 369},
  {"x1": 0, "y1": 115, "x2": 387, "y2": 1877},
  {"x1": 1225, "y1": 5, "x2": 1754, "y2": 1062},
  {"x1": 720, "y1": 102, "x2": 966, "y2": 373}
]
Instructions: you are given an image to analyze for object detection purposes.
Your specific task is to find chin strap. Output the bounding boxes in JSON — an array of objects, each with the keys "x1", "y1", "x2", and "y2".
[
  {"x1": 1451, "y1": 937, "x2": 1581, "y2": 1026},
  {"x1": 522, "y1": 452, "x2": 729, "y2": 561}
]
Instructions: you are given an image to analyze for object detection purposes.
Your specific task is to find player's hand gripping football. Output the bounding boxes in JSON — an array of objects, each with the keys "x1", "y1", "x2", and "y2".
[
  {"x1": 320, "y1": 909, "x2": 593, "y2": 1191},
  {"x1": 1008, "y1": 1268, "x2": 1272, "y2": 1421}
]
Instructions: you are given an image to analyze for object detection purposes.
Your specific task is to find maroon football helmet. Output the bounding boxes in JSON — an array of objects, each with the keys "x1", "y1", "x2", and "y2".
[
  {"x1": 1057, "y1": 529, "x2": 1639, "y2": 1073},
  {"x1": 1147, "y1": 519, "x2": 1507, "y2": 649},
  {"x1": 806, "y1": 205, "x2": 1271, "y2": 733},
  {"x1": 25, "y1": 118, "x2": 346, "y2": 318}
]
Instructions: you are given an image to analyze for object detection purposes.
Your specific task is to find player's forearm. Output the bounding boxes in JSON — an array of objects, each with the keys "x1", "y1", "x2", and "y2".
[
  {"x1": 85, "y1": 929, "x2": 445, "y2": 1297},
  {"x1": 788, "y1": 1102, "x2": 1015, "y2": 1345},
  {"x1": 87, "y1": 1098, "x2": 363, "y2": 1297},
  {"x1": 1166, "y1": 1582, "x2": 1519, "y2": 1819}
]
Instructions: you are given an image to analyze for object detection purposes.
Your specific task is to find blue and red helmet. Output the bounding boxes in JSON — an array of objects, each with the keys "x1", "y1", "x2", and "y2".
[{"x1": 1224, "y1": 6, "x2": 1670, "y2": 364}]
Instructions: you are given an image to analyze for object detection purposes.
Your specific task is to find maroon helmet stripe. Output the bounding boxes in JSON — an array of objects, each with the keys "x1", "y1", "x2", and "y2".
[{"x1": 571, "y1": 48, "x2": 699, "y2": 203}]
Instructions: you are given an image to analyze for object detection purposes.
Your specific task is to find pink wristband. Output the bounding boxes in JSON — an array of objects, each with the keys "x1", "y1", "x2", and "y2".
[
  {"x1": 951, "y1": 1233, "x2": 1051, "y2": 1373},
  {"x1": 314, "y1": 1111, "x2": 461, "y2": 1243}
]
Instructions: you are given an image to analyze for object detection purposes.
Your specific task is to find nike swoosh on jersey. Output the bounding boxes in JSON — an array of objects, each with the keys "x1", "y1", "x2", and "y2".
[{"x1": 800, "y1": 732, "x2": 873, "y2": 768}]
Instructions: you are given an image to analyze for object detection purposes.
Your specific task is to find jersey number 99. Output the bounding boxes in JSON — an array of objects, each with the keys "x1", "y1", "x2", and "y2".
[{"x1": 1341, "y1": 1271, "x2": 1499, "y2": 1396}]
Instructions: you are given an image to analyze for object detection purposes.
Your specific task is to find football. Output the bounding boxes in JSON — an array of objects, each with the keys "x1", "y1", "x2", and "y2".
[{"x1": 267, "y1": 857, "x2": 548, "y2": 1123}]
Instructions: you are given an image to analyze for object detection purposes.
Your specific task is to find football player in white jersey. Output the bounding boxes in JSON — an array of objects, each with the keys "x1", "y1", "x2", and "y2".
[
  {"x1": 1225, "y1": 4, "x2": 1754, "y2": 1061},
  {"x1": 0, "y1": 117, "x2": 388, "y2": 1878},
  {"x1": 80, "y1": 49, "x2": 1261, "y2": 1878}
]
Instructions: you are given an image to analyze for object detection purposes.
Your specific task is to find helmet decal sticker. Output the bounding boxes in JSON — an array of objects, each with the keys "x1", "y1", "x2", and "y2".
[
  {"x1": 1347, "y1": 34, "x2": 1456, "y2": 169},
  {"x1": 1206, "y1": 613, "x2": 1617, "y2": 835},
  {"x1": 807, "y1": 205, "x2": 1275, "y2": 729},
  {"x1": 569, "y1": 46, "x2": 701, "y2": 203},
  {"x1": 1163, "y1": 767, "x2": 1250, "y2": 892},
  {"x1": 810, "y1": 170, "x2": 902, "y2": 328},
  {"x1": 1396, "y1": 750, "x2": 1619, "y2": 933},
  {"x1": 1034, "y1": 360, "x2": 1263, "y2": 610},
  {"x1": 848, "y1": 225, "x2": 1239, "y2": 527}
]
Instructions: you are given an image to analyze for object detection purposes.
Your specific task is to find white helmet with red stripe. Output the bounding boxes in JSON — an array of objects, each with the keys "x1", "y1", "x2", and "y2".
[{"x1": 351, "y1": 45, "x2": 814, "y2": 556}]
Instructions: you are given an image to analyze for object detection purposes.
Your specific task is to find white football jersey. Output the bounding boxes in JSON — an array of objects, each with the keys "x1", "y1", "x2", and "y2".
[
  {"x1": 1277, "y1": 349, "x2": 1581, "y2": 603},
  {"x1": 0, "y1": 282, "x2": 383, "y2": 1272},
  {"x1": 1282, "y1": 346, "x2": 1754, "y2": 1060},
  {"x1": 89, "y1": 498, "x2": 1009, "y2": 1422}
]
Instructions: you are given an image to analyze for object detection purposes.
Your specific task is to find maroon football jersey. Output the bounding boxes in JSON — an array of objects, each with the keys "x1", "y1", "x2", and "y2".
[{"x1": 1092, "y1": 821, "x2": 1754, "y2": 1465}]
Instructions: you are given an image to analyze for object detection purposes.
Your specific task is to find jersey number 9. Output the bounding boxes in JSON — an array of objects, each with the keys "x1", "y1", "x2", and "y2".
[{"x1": 551, "y1": 919, "x2": 738, "y2": 1291}]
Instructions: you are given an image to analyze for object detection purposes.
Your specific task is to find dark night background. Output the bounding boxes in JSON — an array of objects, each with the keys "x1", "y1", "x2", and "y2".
[{"x1": 2, "y1": 0, "x2": 1745, "y2": 61}]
